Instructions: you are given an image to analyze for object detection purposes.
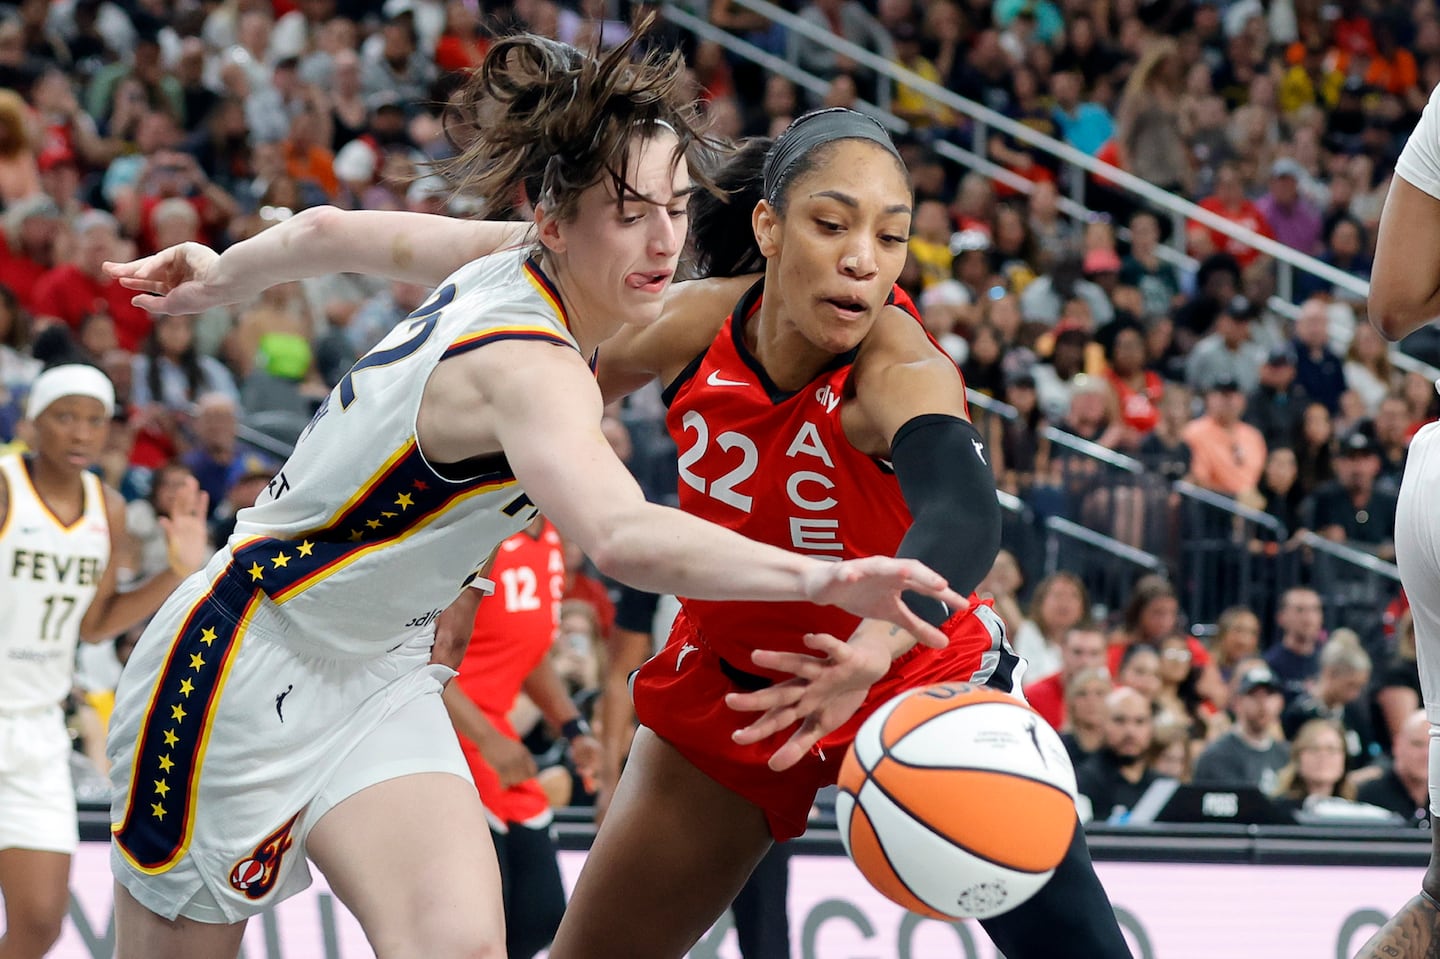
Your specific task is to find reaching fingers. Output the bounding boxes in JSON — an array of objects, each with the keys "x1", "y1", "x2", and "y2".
[
  {"x1": 102, "y1": 258, "x2": 147, "y2": 279},
  {"x1": 130, "y1": 292, "x2": 183, "y2": 314},
  {"x1": 732, "y1": 704, "x2": 804, "y2": 745},
  {"x1": 911, "y1": 578, "x2": 969, "y2": 614},
  {"x1": 117, "y1": 276, "x2": 170, "y2": 294},
  {"x1": 747, "y1": 648, "x2": 828, "y2": 678},
  {"x1": 725, "y1": 680, "x2": 804, "y2": 715},
  {"x1": 768, "y1": 723, "x2": 823, "y2": 772},
  {"x1": 801, "y1": 631, "x2": 847, "y2": 654},
  {"x1": 901, "y1": 610, "x2": 951, "y2": 650}
]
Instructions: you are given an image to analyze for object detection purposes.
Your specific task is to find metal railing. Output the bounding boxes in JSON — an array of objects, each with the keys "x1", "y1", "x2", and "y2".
[
  {"x1": 665, "y1": 0, "x2": 1440, "y2": 381},
  {"x1": 967, "y1": 388, "x2": 1403, "y2": 633},
  {"x1": 1043, "y1": 515, "x2": 1168, "y2": 621},
  {"x1": 1172, "y1": 481, "x2": 1288, "y2": 628},
  {"x1": 1279, "y1": 532, "x2": 1402, "y2": 652}
]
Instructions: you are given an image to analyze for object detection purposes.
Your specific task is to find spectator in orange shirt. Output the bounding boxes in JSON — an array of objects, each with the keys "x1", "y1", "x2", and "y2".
[
  {"x1": 1190, "y1": 161, "x2": 1274, "y2": 268},
  {"x1": 283, "y1": 106, "x2": 339, "y2": 199},
  {"x1": 1181, "y1": 377, "x2": 1269, "y2": 503},
  {"x1": 1364, "y1": 22, "x2": 1419, "y2": 99}
]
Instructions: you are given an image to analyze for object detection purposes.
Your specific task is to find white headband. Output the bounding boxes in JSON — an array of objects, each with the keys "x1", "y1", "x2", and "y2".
[{"x1": 26, "y1": 364, "x2": 116, "y2": 420}]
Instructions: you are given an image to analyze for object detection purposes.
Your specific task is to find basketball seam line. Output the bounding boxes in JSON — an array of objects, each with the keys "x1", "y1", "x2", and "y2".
[
  {"x1": 846, "y1": 789, "x2": 954, "y2": 919},
  {"x1": 861, "y1": 771, "x2": 1061, "y2": 877},
  {"x1": 881, "y1": 753, "x2": 1076, "y2": 802}
]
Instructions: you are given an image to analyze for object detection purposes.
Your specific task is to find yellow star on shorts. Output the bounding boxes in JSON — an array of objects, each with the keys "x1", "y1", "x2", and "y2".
[
  {"x1": 199, "y1": 627, "x2": 217, "y2": 646},
  {"x1": 154, "y1": 779, "x2": 170, "y2": 798},
  {"x1": 158, "y1": 754, "x2": 174, "y2": 772},
  {"x1": 248, "y1": 561, "x2": 265, "y2": 582},
  {"x1": 272, "y1": 551, "x2": 291, "y2": 568},
  {"x1": 190, "y1": 652, "x2": 205, "y2": 671},
  {"x1": 297, "y1": 540, "x2": 314, "y2": 557},
  {"x1": 171, "y1": 703, "x2": 186, "y2": 723},
  {"x1": 366, "y1": 518, "x2": 381, "y2": 530},
  {"x1": 179, "y1": 679, "x2": 194, "y2": 698},
  {"x1": 349, "y1": 529, "x2": 363, "y2": 542},
  {"x1": 395, "y1": 493, "x2": 414, "y2": 510},
  {"x1": 151, "y1": 802, "x2": 167, "y2": 821},
  {"x1": 381, "y1": 511, "x2": 397, "y2": 519},
  {"x1": 163, "y1": 729, "x2": 179, "y2": 748}
]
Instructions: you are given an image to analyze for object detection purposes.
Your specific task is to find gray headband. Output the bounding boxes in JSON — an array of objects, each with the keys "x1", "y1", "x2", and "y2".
[{"x1": 761, "y1": 108, "x2": 902, "y2": 203}]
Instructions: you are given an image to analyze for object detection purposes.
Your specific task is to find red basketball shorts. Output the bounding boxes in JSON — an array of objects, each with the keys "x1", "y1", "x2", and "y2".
[{"x1": 631, "y1": 602, "x2": 1017, "y2": 840}]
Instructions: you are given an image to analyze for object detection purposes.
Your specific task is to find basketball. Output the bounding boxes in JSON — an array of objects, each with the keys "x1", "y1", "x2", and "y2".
[{"x1": 836, "y1": 682, "x2": 1079, "y2": 921}]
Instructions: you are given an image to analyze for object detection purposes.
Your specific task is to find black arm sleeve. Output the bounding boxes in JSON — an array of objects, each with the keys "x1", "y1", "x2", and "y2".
[{"x1": 889, "y1": 413, "x2": 1002, "y2": 626}]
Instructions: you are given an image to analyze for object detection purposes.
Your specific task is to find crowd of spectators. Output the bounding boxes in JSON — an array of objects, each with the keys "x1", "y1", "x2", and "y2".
[{"x1": 0, "y1": 0, "x2": 1431, "y2": 827}]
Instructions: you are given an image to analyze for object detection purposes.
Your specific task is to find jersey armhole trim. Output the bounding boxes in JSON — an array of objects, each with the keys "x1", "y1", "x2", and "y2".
[
  {"x1": 443, "y1": 328, "x2": 580, "y2": 360},
  {"x1": 661, "y1": 348, "x2": 709, "y2": 408}
]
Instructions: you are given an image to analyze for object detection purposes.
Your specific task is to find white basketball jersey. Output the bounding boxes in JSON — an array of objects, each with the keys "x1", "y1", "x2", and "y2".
[
  {"x1": 0, "y1": 453, "x2": 110, "y2": 710},
  {"x1": 214, "y1": 249, "x2": 569, "y2": 654}
]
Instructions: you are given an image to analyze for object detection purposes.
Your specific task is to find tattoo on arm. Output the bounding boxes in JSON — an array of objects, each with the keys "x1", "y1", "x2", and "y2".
[{"x1": 1355, "y1": 895, "x2": 1440, "y2": 959}]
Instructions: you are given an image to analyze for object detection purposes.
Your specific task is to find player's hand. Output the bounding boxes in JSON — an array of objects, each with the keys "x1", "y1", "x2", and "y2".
[
  {"x1": 103, "y1": 242, "x2": 240, "y2": 315},
  {"x1": 158, "y1": 477, "x2": 210, "y2": 577},
  {"x1": 726, "y1": 630, "x2": 892, "y2": 772},
  {"x1": 802, "y1": 556, "x2": 965, "y2": 650},
  {"x1": 484, "y1": 735, "x2": 539, "y2": 789},
  {"x1": 568, "y1": 733, "x2": 603, "y2": 791}
]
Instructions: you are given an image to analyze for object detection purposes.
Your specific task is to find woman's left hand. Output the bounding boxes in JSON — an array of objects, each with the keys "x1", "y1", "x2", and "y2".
[
  {"x1": 159, "y1": 477, "x2": 210, "y2": 577},
  {"x1": 726, "y1": 631, "x2": 892, "y2": 772}
]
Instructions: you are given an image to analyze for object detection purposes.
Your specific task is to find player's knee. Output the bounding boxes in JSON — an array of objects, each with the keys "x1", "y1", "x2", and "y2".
[
  {"x1": 373, "y1": 918, "x2": 504, "y2": 959},
  {"x1": 2, "y1": 906, "x2": 66, "y2": 955}
]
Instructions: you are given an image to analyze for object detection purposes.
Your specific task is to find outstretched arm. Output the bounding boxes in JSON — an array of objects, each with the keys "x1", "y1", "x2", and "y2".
[
  {"x1": 104, "y1": 207, "x2": 531, "y2": 315},
  {"x1": 727, "y1": 309, "x2": 999, "y2": 770},
  {"x1": 476, "y1": 342, "x2": 965, "y2": 644}
]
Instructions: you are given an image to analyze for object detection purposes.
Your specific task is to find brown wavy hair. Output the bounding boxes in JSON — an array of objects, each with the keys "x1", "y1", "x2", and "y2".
[
  {"x1": 442, "y1": 25, "x2": 721, "y2": 223},
  {"x1": 0, "y1": 89, "x2": 34, "y2": 161}
]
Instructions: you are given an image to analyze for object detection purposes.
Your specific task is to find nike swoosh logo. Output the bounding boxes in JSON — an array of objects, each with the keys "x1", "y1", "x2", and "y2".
[{"x1": 706, "y1": 371, "x2": 749, "y2": 388}]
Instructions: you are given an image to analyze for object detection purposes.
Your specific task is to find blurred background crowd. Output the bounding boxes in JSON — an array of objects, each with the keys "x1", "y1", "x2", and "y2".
[{"x1": 0, "y1": 0, "x2": 1433, "y2": 827}]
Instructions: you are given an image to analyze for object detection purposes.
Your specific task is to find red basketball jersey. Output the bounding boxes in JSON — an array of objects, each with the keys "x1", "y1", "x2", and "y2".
[
  {"x1": 663, "y1": 282, "x2": 977, "y2": 679},
  {"x1": 454, "y1": 520, "x2": 565, "y2": 823}
]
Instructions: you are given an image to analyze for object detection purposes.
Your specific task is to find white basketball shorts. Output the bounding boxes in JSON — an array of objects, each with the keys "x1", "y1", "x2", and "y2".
[
  {"x1": 107, "y1": 570, "x2": 471, "y2": 924},
  {"x1": 0, "y1": 705, "x2": 78, "y2": 854}
]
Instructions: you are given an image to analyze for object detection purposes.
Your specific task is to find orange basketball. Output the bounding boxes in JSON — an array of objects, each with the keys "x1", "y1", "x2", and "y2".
[{"x1": 836, "y1": 682, "x2": 1078, "y2": 920}]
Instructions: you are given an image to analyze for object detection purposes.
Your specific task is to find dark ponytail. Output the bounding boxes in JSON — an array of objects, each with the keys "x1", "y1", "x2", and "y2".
[{"x1": 686, "y1": 137, "x2": 769, "y2": 279}]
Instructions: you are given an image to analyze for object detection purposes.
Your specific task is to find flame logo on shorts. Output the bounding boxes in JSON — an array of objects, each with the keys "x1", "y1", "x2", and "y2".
[{"x1": 228, "y1": 813, "x2": 299, "y2": 900}]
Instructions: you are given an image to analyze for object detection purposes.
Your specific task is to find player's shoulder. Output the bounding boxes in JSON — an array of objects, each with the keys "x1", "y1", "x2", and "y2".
[
  {"x1": 857, "y1": 298, "x2": 951, "y2": 370},
  {"x1": 652, "y1": 275, "x2": 756, "y2": 366}
]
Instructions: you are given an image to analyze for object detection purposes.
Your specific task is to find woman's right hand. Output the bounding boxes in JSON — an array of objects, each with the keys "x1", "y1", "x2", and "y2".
[{"x1": 104, "y1": 242, "x2": 239, "y2": 315}]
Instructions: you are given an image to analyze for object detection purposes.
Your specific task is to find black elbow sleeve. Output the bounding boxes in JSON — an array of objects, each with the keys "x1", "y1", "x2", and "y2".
[{"x1": 890, "y1": 413, "x2": 1002, "y2": 625}]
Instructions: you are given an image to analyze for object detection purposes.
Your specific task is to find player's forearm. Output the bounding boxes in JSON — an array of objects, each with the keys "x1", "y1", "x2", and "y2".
[
  {"x1": 441, "y1": 681, "x2": 503, "y2": 749},
  {"x1": 847, "y1": 618, "x2": 920, "y2": 667},
  {"x1": 211, "y1": 207, "x2": 527, "y2": 292},
  {"x1": 585, "y1": 503, "x2": 818, "y2": 603},
  {"x1": 80, "y1": 569, "x2": 182, "y2": 643},
  {"x1": 523, "y1": 656, "x2": 583, "y2": 732}
]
